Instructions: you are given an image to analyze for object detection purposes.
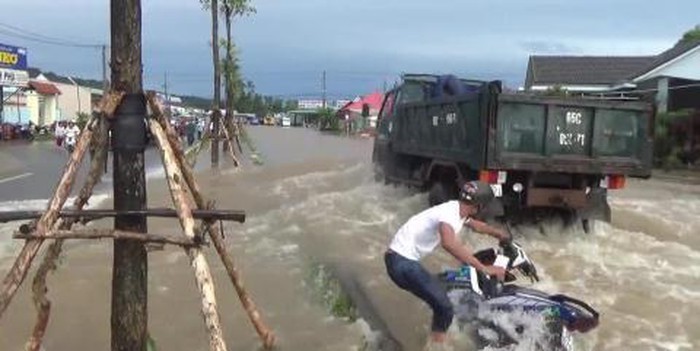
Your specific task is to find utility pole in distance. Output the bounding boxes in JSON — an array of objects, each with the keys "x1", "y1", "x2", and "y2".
[
  {"x1": 110, "y1": 1, "x2": 148, "y2": 350},
  {"x1": 102, "y1": 44, "x2": 109, "y2": 93},
  {"x1": 322, "y1": 70, "x2": 327, "y2": 109},
  {"x1": 163, "y1": 71, "x2": 169, "y2": 118}
]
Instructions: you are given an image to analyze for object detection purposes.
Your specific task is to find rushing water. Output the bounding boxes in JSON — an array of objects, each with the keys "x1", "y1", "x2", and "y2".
[{"x1": 1, "y1": 126, "x2": 698, "y2": 351}]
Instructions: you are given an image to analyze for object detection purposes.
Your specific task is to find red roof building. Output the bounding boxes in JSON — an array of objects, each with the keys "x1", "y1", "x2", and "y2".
[
  {"x1": 339, "y1": 92, "x2": 384, "y2": 114},
  {"x1": 337, "y1": 92, "x2": 385, "y2": 134},
  {"x1": 28, "y1": 81, "x2": 61, "y2": 95}
]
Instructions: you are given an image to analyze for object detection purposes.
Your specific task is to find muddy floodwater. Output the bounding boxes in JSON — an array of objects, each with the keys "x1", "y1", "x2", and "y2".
[{"x1": 1, "y1": 126, "x2": 699, "y2": 351}]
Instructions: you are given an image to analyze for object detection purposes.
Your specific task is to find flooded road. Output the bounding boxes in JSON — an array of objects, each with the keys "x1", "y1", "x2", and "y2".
[{"x1": 1, "y1": 126, "x2": 699, "y2": 351}]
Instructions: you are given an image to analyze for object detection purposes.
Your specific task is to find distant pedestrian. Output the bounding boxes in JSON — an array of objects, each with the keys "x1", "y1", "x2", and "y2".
[
  {"x1": 55, "y1": 121, "x2": 66, "y2": 147},
  {"x1": 186, "y1": 120, "x2": 197, "y2": 146},
  {"x1": 197, "y1": 118, "x2": 205, "y2": 140}
]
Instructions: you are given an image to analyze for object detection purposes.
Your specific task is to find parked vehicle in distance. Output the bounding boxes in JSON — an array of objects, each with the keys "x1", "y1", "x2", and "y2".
[
  {"x1": 281, "y1": 116, "x2": 291, "y2": 127},
  {"x1": 263, "y1": 115, "x2": 276, "y2": 126}
]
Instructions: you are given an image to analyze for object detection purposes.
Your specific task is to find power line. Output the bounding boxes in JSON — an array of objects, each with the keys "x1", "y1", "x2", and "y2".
[{"x1": 0, "y1": 22, "x2": 103, "y2": 48}]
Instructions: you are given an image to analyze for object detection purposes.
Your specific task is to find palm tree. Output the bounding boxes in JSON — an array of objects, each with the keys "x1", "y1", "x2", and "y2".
[{"x1": 220, "y1": 0, "x2": 254, "y2": 152}]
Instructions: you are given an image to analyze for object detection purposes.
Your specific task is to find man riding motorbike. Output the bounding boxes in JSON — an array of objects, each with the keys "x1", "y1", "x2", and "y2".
[
  {"x1": 63, "y1": 121, "x2": 81, "y2": 153},
  {"x1": 384, "y1": 180, "x2": 511, "y2": 349}
]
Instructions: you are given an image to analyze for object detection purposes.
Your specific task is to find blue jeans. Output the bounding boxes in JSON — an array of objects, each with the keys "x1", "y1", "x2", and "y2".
[{"x1": 384, "y1": 250, "x2": 454, "y2": 332}]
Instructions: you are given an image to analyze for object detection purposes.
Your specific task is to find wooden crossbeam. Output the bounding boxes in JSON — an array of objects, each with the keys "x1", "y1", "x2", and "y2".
[{"x1": 14, "y1": 229, "x2": 199, "y2": 247}]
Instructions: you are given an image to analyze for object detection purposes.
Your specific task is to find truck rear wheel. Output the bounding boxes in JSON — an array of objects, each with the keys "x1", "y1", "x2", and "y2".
[
  {"x1": 581, "y1": 218, "x2": 595, "y2": 234},
  {"x1": 428, "y1": 181, "x2": 450, "y2": 206}
]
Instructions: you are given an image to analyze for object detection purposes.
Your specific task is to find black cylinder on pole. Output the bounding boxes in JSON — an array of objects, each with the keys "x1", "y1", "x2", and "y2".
[{"x1": 112, "y1": 93, "x2": 147, "y2": 152}]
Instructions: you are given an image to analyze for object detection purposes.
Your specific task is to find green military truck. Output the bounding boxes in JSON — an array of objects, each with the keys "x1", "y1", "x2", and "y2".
[{"x1": 372, "y1": 74, "x2": 654, "y2": 231}]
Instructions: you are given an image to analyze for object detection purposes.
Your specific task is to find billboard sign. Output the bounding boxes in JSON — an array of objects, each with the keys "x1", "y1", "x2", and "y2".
[
  {"x1": 0, "y1": 43, "x2": 27, "y2": 70},
  {"x1": 0, "y1": 68, "x2": 29, "y2": 87},
  {"x1": 298, "y1": 99, "x2": 324, "y2": 110},
  {"x1": 0, "y1": 43, "x2": 28, "y2": 87}
]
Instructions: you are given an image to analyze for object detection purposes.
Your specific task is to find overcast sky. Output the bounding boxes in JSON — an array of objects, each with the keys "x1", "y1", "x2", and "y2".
[{"x1": 1, "y1": 0, "x2": 698, "y2": 99}]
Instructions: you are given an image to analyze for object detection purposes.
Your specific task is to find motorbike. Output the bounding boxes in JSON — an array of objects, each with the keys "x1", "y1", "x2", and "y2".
[
  {"x1": 438, "y1": 241, "x2": 599, "y2": 350},
  {"x1": 64, "y1": 134, "x2": 77, "y2": 153},
  {"x1": 16, "y1": 124, "x2": 35, "y2": 141}
]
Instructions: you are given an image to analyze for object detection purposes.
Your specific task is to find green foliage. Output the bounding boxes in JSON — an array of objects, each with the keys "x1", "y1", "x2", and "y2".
[
  {"x1": 75, "y1": 112, "x2": 90, "y2": 131},
  {"x1": 654, "y1": 109, "x2": 694, "y2": 168},
  {"x1": 541, "y1": 85, "x2": 568, "y2": 97},
  {"x1": 318, "y1": 108, "x2": 339, "y2": 131},
  {"x1": 677, "y1": 25, "x2": 700, "y2": 46},
  {"x1": 147, "y1": 334, "x2": 157, "y2": 351},
  {"x1": 220, "y1": 0, "x2": 256, "y2": 17}
]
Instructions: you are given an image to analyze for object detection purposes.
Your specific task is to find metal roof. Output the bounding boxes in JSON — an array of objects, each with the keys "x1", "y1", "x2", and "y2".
[{"x1": 525, "y1": 56, "x2": 656, "y2": 87}]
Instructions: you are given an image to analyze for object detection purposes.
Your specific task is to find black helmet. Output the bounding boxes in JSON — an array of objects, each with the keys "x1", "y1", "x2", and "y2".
[{"x1": 458, "y1": 180, "x2": 494, "y2": 207}]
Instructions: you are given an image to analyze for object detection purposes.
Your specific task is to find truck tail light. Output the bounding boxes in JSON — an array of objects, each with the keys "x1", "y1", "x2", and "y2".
[
  {"x1": 608, "y1": 175, "x2": 626, "y2": 189},
  {"x1": 601, "y1": 175, "x2": 626, "y2": 189},
  {"x1": 479, "y1": 170, "x2": 507, "y2": 184}
]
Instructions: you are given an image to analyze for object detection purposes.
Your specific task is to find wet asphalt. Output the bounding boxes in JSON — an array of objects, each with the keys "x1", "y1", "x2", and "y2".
[{"x1": 0, "y1": 140, "x2": 167, "y2": 202}]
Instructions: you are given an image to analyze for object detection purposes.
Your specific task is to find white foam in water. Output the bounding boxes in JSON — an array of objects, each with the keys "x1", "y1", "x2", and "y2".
[
  {"x1": 219, "y1": 162, "x2": 700, "y2": 350},
  {"x1": 0, "y1": 193, "x2": 111, "y2": 261}
]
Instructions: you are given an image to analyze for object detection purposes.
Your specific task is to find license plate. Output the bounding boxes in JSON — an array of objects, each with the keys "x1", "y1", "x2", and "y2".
[{"x1": 490, "y1": 184, "x2": 503, "y2": 197}]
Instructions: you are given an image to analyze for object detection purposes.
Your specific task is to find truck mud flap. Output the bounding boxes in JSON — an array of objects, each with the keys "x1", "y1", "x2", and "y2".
[{"x1": 579, "y1": 188, "x2": 611, "y2": 223}]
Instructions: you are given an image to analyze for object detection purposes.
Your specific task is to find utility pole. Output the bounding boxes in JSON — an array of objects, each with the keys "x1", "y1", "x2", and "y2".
[
  {"x1": 322, "y1": 70, "x2": 327, "y2": 109},
  {"x1": 110, "y1": 1, "x2": 148, "y2": 350},
  {"x1": 102, "y1": 44, "x2": 109, "y2": 93},
  {"x1": 163, "y1": 71, "x2": 169, "y2": 118}
]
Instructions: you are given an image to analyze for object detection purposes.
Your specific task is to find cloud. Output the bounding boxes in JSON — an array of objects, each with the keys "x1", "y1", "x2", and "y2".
[
  {"x1": 520, "y1": 41, "x2": 582, "y2": 55},
  {"x1": 2, "y1": 0, "x2": 699, "y2": 97}
]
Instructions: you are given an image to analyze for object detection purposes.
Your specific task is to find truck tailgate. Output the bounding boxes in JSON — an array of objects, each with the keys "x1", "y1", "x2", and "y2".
[{"x1": 488, "y1": 94, "x2": 653, "y2": 177}]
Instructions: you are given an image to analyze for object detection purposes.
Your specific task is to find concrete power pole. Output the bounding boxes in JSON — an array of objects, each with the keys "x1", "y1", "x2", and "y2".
[
  {"x1": 163, "y1": 71, "x2": 169, "y2": 118},
  {"x1": 102, "y1": 44, "x2": 109, "y2": 93},
  {"x1": 322, "y1": 70, "x2": 327, "y2": 109},
  {"x1": 110, "y1": 0, "x2": 148, "y2": 350}
]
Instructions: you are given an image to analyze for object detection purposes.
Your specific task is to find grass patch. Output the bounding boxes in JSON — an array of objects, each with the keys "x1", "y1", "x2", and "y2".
[
  {"x1": 238, "y1": 126, "x2": 265, "y2": 166},
  {"x1": 306, "y1": 262, "x2": 358, "y2": 322}
]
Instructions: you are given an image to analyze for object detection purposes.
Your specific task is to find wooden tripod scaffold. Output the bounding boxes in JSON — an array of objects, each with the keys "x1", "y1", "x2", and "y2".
[{"x1": 0, "y1": 90, "x2": 275, "y2": 351}]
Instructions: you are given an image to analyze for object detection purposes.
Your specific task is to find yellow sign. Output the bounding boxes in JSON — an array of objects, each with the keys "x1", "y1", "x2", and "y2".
[{"x1": 0, "y1": 51, "x2": 19, "y2": 66}]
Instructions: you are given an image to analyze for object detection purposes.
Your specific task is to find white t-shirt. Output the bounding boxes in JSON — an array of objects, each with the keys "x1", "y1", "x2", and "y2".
[
  {"x1": 55, "y1": 125, "x2": 65, "y2": 138},
  {"x1": 389, "y1": 200, "x2": 470, "y2": 261},
  {"x1": 64, "y1": 126, "x2": 80, "y2": 140}
]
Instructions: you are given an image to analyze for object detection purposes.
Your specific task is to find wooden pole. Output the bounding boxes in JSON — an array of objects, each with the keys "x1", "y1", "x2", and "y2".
[
  {"x1": 25, "y1": 237, "x2": 62, "y2": 351},
  {"x1": 234, "y1": 122, "x2": 244, "y2": 155},
  {"x1": 110, "y1": 0, "x2": 148, "y2": 350},
  {"x1": 15, "y1": 229, "x2": 197, "y2": 247},
  {"x1": 0, "y1": 116, "x2": 97, "y2": 318},
  {"x1": 147, "y1": 93, "x2": 206, "y2": 206},
  {"x1": 0, "y1": 208, "x2": 245, "y2": 226},
  {"x1": 149, "y1": 119, "x2": 227, "y2": 351},
  {"x1": 152, "y1": 98, "x2": 273, "y2": 348},
  {"x1": 201, "y1": 205, "x2": 275, "y2": 348},
  {"x1": 25, "y1": 120, "x2": 111, "y2": 351},
  {"x1": 221, "y1": 121, "x2": 240, "y2": 167}
]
